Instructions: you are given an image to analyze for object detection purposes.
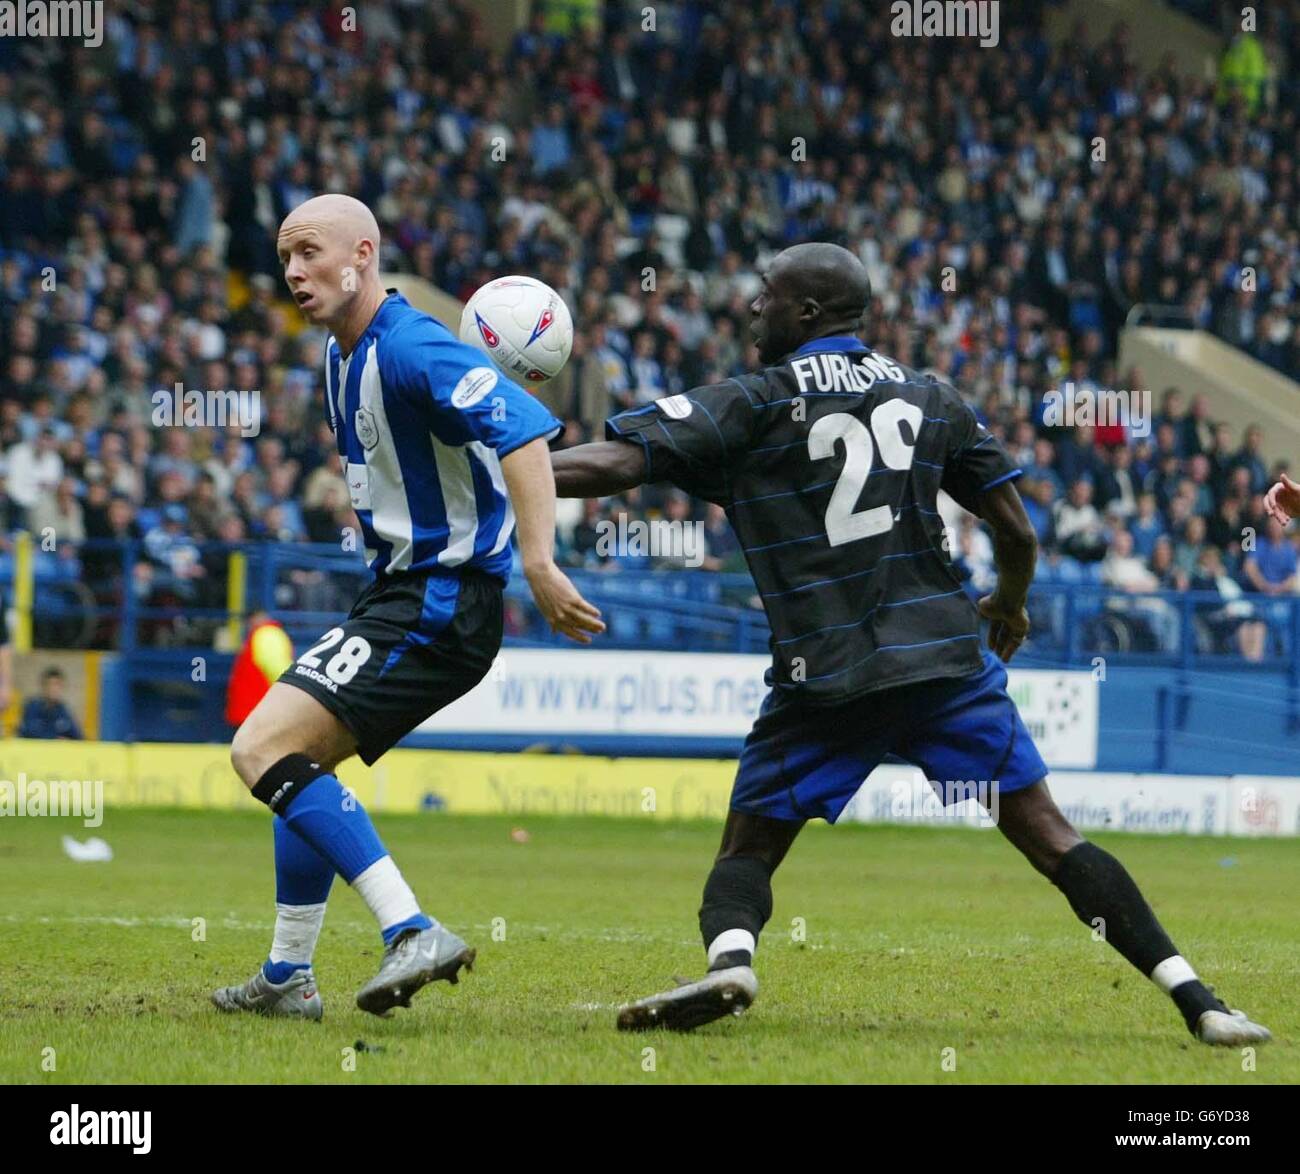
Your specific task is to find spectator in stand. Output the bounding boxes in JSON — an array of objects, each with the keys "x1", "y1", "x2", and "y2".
[
  {"x1": 1174, "y1": 515, "x2": 1209, "y2": 581},
  {"x1": 1243, "y1": 516, "x2": 1299, "y2": 596},
  {"x1": 142, "y1": 503, "x2": 206, "y2": 604},
  {"x1": 1233, "y1": 426, "x2": 1271, "y2": 496},
  {"x1": 1102, "y1": 528, "x2": 1179, "y2": 651},
  {"x1": 5, "y1": 427, "x2": 62, "y2": 512},
  {"x1": 17, "y1": 666, "x2": 82, "y2": 739},
  {"x1": 701, "y1": 503, "x2": 744, "y2": 573},
  {"x1": 27, "y1": 476, "x2": 85, "y2": 545},
  {"x1": 1192, "y1": 545, "x2": 1266, "y2": 661},
  {"x1": 1055, "y1": 479, "x2": 1108, "y2": 562},
  {"x1": 1019, "y1": 478, "x2": 1057, "y2": 548},
  {"x1": 1128, "y1": 493, "x2": 1166, "y2": 561}
]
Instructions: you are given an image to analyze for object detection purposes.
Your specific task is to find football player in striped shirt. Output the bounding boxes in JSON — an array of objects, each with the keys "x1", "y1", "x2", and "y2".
[
  {"x1": 552, "y1": 242, "x2": 1270, "y2": 1047},
  {"x1": 213, "y1": 194, "x2": 604, "y2": 1020}
]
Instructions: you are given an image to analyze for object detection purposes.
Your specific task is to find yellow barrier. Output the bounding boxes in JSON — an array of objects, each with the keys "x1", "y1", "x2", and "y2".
[
  {"x1": 225, "y1": 549, "x2": 247, "y2": 648},
  {"x1": 0, "y1": 740, "x2": 737, "y2": 821},
  {"x1": 13, "y1": 529, "x2": 33, "y2": 652}
]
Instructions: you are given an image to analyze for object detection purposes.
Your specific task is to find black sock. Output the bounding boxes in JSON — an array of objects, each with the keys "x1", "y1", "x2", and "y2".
[
  {"x1": 1052, "y1": 842, "x2": 1229, "y2": 1033},
  {"x1": 699, "y1": 855, "x2": 772, "y2": 971},
  {"x1": 1052, "y1": 841, "x2": 1178, "y2": 974},
  {"x1": 1169, "y1": 980, "x2": 1228, "y2": 1033}
]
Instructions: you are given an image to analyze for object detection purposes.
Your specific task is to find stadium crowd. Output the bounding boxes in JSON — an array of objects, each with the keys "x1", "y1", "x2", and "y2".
[{"x1": 0, "y1": 0, "x2": 1298, "y2": 656}]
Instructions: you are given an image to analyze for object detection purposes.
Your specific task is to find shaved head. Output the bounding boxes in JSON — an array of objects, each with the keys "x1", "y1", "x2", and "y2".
[
  {"x1": 278, "y1": 193, "x2": 386, "y2": 351},
  {"x1": 749, "y1": 242, "x2": 872, "y2": 364},
  {"x1": 772, "y1": 242, "x2": 871, "y2": 320},
  {"x1": 280, "y1": 193, "x2": 382, "y2": 251}
]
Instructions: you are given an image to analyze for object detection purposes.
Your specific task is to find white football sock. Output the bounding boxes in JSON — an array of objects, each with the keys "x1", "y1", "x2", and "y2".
[
  {"x1": 1150, "y1": 954, "x2": 1198, "y2": 993},
  {"x1": 351, "y1": 855, "x2": 430, "y2": 932},
  {"x1": 707, "y1": 929, "x2": 756, "y2": 967},
  {"x1": 268, "y1": 901, "x2": 328, "y2": 967}
]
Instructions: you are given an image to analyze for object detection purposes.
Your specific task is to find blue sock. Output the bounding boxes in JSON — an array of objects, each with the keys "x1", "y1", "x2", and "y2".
[
  {"x1": 278, "y1": 773, "x2": 387, "y2": 884},
  {"x1": 263, "y1": 959, "x2": 310, "y2": 983},
  {"x1": 273, "y1": 815, "x2": 335, "y2": 905},
  {"x1": 381, "y1": 913, "x2": 434, "y2": 947}
]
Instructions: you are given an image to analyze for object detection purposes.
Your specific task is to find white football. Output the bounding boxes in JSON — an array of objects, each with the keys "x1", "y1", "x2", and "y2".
[{"x1": 459, "y1": 275, "x2": 574, "y2": 383}]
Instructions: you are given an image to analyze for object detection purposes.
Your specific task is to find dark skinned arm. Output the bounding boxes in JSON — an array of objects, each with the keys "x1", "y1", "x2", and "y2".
[
  {"x1": 971, "y1": 479, "x2": 1037, "y2": 662},
  {"x1": 550, "y1": 440, "x2": 649, "y2": 498}
]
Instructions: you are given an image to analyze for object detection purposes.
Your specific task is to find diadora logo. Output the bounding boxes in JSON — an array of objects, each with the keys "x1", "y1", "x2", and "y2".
[
  {"x1": 474, "y1": 312, "x2": 499, "y2": 349},
  {"x1": 526, "y1": 305, "x2": 554, "y2": 347}
]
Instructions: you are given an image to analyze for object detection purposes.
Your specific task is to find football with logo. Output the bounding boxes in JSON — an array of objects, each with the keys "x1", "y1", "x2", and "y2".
[{"x1": 459, "y1": 275, "x2": 574, "y2": 383}]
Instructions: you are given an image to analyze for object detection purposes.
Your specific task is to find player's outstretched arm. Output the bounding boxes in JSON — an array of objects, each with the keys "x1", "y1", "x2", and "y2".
[
  {"x1": 974, "y1": 480, "x2": 1037, "y2": 663},
  {"x1": 1264, "y1": 472, "x2": 1300, "y2": 524},
  {"x1": 501, "y1": 437, "x2": 606, "y2": 644},
  {"x1": 550, "y1": 440, "x2": 648, "y2": 498}
]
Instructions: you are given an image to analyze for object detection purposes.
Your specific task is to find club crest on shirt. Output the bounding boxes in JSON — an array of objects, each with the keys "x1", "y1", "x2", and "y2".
[{"x1": 354, "y1": 407, "x2": 379, "y2": 450}]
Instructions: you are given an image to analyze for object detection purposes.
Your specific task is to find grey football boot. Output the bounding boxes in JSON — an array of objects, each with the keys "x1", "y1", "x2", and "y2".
[
  {"x1": 1195, "y1": 1007, "x2": 1272, "y2": 1046},
  {"x1": 355, "y1": 924, "x2": 476, "y2": 1017},
  {"x1": 616, "y1": 966, "x2": 758, "y2": 1031},
  {"x1": 211, "y1": 966, "x2": 323, "y2": 1021}
]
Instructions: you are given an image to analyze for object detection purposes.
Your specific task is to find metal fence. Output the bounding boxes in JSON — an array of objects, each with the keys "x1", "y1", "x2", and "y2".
[{"x1": 4, "y1": 534, "x2": 1299, "y2": 682}]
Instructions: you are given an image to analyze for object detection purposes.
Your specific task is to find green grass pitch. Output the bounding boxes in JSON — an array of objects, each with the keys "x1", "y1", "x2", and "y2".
[{"x1": 1, "y1": 810, "x2": 1295, "y2": 1084}]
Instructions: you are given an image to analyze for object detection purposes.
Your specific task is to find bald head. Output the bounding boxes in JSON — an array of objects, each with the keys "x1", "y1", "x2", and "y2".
[
  {"x1": 749, "y1": 242, "x2": 872, "y2": 364},
  {"x1": 277, "y1": 194, "x2": 386, "y2": 343},
  {"x1": 280, "y1": 193, "x2": 381, "y2": 251},
  {"x1": 771, "y1": 242, "x2": 871, "y2": 319}
]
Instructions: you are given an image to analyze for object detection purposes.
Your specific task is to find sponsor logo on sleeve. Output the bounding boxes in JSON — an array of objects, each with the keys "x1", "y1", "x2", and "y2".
[
  {"x1": 451, "y1": 367, "x2": 498, "y2": 409},
  {"x1": 655, "y1": 394, "x2": 693, "y2": 420}
]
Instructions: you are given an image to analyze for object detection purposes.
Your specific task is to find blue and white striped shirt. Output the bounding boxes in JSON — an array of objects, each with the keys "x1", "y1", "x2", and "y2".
[{"x1": 323, "y1": 291, "x2": 562, "y2": 581}]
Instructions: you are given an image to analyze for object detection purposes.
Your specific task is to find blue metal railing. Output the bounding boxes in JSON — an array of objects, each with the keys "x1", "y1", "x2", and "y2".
[{"x1": 5, "y1": 537, "x2": 1299, "y2": 681}]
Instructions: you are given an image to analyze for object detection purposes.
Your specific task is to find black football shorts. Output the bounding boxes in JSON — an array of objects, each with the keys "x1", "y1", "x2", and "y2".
[{"x1": 277, "y1": 567, "x2": 503, "y2": 765}]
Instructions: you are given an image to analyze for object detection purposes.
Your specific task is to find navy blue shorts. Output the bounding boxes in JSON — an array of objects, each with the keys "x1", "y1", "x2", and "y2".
[{"x1": 731, "y1": 650, "x2": 1048, "y2": 823}]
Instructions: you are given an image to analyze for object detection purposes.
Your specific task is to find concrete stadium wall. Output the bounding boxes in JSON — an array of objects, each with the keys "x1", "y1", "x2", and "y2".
[
  {"x1": 1119, "y1": 326, "x2": 1300, "y2": 467},
  {"x1": 1045, "y1": 0, "x2": 1224, "y2": 81}
]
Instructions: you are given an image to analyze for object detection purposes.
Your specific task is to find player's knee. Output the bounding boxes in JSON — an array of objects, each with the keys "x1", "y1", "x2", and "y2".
[
  {"x1": 998, "y1": 781, "x2": 1082, "y2": 875},
  {"x1": 1041, "y1": 825, "x2": 1086, "y2": 875},
  {"x1": 1018, "y1": 815, "x2": 1083, "y2": 876},
  {"x1": 230, "y1": 716, "x2": 294, "y2": 790},
  {"x1": 229, "y1": 723, "x2": 264, "y2": 789}
]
